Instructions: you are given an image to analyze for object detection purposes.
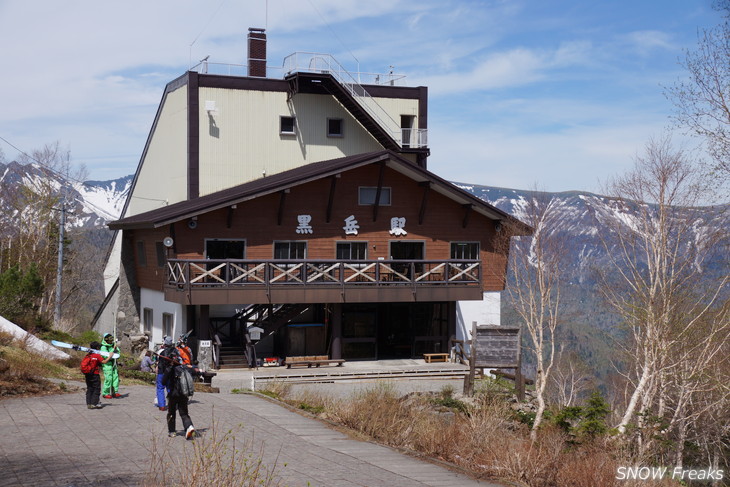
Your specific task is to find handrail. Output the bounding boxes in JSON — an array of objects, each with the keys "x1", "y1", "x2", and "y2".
[
  {"x1": 282, "y1": 52, "x2": 427, "y2": 148},
  {"x1": 166, "y1": 258, "x2": 480, "y2": 289}
]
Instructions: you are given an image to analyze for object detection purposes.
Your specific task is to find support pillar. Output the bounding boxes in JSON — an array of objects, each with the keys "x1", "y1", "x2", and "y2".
[{"x1": 330, "y1": 303, "x2": 342, "y2": 360}]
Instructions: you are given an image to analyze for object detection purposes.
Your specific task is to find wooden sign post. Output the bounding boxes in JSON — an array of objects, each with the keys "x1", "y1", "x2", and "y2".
[{"x1": 463, "y1": 322, "x2": 523, "y2": 400}]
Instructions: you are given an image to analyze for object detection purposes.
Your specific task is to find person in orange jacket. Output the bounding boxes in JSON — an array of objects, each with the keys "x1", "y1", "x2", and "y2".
[{"x1": 176, "y1": 334, "x2": 194, "y2": 366}]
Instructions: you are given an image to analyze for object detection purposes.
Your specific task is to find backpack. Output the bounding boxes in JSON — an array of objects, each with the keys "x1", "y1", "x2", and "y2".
[
  {"x1": 80, "y1": 355, "x2": 95, "y2": 374},
  {"x1": 174, "y1": 365, "x2": 195, "y2": 398}
]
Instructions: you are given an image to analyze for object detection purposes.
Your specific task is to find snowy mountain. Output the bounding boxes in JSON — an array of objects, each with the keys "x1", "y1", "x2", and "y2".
[{"x1": 0, "y1": 161, "x2": 131, "y2": 228}]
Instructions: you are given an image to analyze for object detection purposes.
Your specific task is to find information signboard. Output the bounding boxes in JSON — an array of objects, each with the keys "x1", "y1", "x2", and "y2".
[{"x1": 473, "y1": 325, "x2": 521, "y2": 369}]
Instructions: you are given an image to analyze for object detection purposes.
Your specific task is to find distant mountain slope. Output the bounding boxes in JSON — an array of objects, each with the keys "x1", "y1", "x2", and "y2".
[{"x1": 0, "y1": 161, "x2": 131, "y2": 228}]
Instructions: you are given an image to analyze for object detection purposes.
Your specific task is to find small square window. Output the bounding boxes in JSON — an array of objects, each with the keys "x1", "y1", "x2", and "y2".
[
  {"x1": 280, "y1": 116, "x2": 296, "y2": 135},
  {"x1": 336, "y1": 242, "x2": 367, "y2": 260},
  {"x1": 359, "y1": 187, "x2": 391, "y2": 205},
  {"x1": 327, "y1": 118, "x2": 343, "y2": 137}
]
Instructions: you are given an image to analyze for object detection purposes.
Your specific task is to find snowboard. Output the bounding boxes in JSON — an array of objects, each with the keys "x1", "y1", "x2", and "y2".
[{"x1": 51, "y1": 340, "x2": 120, "y2": 359}]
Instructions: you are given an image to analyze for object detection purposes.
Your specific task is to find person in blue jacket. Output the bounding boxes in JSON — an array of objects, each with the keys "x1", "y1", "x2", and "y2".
[{"x1": 156, "y1": 336, "x2": 178, "y2": 410}]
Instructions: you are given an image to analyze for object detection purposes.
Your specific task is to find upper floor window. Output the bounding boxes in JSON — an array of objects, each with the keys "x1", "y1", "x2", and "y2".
[
  {"x1": 274, "y1": 241, "x2": 307, "y2": 259},
  {"x1": 451, "y1": 242, "x2": 479, "y2": 260},
  {"x1": 336, "y1": 242, "x2": 367, "y2": 260},
  {"x1": 136, "y1": 241, "x2": 147, "y2": 267},
  {"x1": 327, "y1": 118, "x2": 343, "y2": 137},
  {"x1": 280, "y1": 116, "x2": 296, "y2": 135},
  {"x1": 155, "y1": 242, "x2": 166, "y2": 267},
  {"x1": 359, "y1": 187, "x2": 391, "y2": 205}
]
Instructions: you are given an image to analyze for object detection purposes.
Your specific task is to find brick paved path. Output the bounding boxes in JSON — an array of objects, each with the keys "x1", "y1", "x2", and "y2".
[{"x1": 0, "y1": 383, "x2": 501, "y2": 487}]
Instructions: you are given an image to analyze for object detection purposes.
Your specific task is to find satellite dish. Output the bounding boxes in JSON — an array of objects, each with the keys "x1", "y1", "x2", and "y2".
[
  {"x1": 163, "y1": 237, "x2": 174, "y2": 248},
  {"x1": 188, "y1": 220, "x2": 198, "y2": 229}
]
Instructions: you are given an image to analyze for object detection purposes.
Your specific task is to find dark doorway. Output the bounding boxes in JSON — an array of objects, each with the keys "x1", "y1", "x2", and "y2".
[
  {"x1": 389, "y1": 241, "x2": 424, "y2": 260},
  {"x1": 378, "y1": 304, "x2": 413, "y2": 358},
  {"x1": 389, "y1": 241, "x2": 424, "y2": 280},
  {"x1": 205, "y1": 239, "x2": 245, "y2": 259},
  {"x1": 340, "y1": 302, "x2": 451, "y2": 360}
]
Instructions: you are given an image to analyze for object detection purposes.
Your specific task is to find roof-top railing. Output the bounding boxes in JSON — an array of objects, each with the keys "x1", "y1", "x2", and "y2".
[{"x1": 189, "y1": 53, "x2": 428, "y2": 149}]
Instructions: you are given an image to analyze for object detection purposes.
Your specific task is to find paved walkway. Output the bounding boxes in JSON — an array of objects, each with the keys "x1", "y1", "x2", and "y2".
[{"x1": 0, "y1": 380, "x2": 501, "y2": 487}]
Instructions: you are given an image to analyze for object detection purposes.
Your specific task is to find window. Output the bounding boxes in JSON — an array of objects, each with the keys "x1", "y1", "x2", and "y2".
[
  {"x1": 337, "y1": 242, "x2": 367, "y2": 260},
  {"x1": 136, "y1": 241, "x2": 147, "y2": 267},
  {"x1": 358, "y1": 187, "x2": 391, "y2": 205},
  {"x1": 143, "y1": 308, "x2": 153, "y2": 335},
  {"x1": 327, "y1": 118, "x2": 343, "y2": 137},
  {"x1": 162, "y1": 313, "x2": 173, "y2": 338},
  {"x1": 280, "y1": 116, "x2": 296, "y2": 135},
  {"x1": 155, "y1": 242, "x2": 166, "y2": 267},
  {"x1": 451, "y1": 242, "x2": 479, "y2": 260},
  {"x1": 274, "y1": 241, "x2": 307, "y2": 259}
]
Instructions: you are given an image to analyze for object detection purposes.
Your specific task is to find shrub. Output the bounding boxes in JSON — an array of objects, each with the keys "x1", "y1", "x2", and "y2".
[
  {"x1": 256, "y1": 380, "x2": 291, "y2": 400},
  {"x1": 119, "y1": 369, "x2": 156, "y2": 384},
  {"x1": 0, "y1": 330, "x2": 14, "y2": 346}
]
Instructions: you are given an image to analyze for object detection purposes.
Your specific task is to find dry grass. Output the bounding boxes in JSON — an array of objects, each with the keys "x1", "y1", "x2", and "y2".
[
  {"x1": 144, "y1": 418, "x2": 284, "y2": 487},
  {"x1": 272, "y1": 381, "x2": 687, "y2": 487},
  {"x1": 0, "y1": 342, "x2": 76, "y2": 398}
]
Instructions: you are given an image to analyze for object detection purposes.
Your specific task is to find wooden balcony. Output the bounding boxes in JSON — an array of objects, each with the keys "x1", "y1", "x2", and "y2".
[{"x1": 164, "y1": 259, "x2": 483, "y2": 305}]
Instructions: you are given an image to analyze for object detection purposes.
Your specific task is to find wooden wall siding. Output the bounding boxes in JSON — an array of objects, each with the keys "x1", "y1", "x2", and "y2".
[
  {"x1": 126, "y1": 85, "x2": 189, "y2": 217},
  {"x1": 198, "y1": 88, "x2": 384, "y2": 196},
  {"x1": 132, "y1": 227, "x2": 173, "y2": 291},
  {"x1": 135, "y1": 164, "x2": 509, "y2": 292}
]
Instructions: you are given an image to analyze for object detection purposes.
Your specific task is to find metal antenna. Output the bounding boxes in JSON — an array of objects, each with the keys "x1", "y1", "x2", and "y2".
[{"x1": 188, "y1": 0, "x2": 227, "y2": 69}]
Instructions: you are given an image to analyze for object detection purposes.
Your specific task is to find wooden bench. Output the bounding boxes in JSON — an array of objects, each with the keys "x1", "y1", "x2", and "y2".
[
  {"x1": 285, "y1": 355, "x2": 345, "y2": 368},
  {"x1": 423, "y1": 353, "x2": 449, "y2": 363}
]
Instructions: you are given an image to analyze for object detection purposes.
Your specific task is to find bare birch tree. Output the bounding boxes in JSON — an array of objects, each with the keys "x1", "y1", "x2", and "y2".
[
  {"x1": 505, "y1": 190, "x2": 564, "y2": 441},
  {"x1": 547, "y1": 348, "x2": 595, "y2": 408},
  {"x1": 597, "y1": 136, "x2": 729, "y2": 454}
]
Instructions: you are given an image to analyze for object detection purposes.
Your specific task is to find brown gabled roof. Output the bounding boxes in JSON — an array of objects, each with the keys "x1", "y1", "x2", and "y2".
[{"x1": 109, "y1": 150, "x2": 531, "y2": 235}]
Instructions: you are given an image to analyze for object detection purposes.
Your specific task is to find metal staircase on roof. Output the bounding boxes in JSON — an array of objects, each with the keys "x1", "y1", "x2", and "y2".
[{"x1": 282, "y1": 52, "x2": 427, "y2": 150}]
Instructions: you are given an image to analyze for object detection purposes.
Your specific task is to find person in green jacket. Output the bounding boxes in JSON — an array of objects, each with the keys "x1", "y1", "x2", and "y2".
[{"x1": 100, "y1": 333, "x2": 121, "y2": 398}]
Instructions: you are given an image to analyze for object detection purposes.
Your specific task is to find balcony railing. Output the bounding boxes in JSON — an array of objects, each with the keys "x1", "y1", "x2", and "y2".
[{"x1": 166, "y1": 259, "x2": 480, "y2": 289}]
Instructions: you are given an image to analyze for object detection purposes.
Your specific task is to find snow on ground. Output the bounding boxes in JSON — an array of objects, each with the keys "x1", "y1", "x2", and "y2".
[{"x1": 0, "y1": 315, "x2": 70, "y2": 360}]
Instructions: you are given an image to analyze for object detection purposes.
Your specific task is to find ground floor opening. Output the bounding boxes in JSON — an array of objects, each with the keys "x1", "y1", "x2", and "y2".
[{"x1": 200, "y1": 301, "x2": 455, "y2": 363}]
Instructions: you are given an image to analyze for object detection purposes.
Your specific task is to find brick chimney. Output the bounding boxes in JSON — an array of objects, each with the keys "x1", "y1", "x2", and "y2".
[{"x1": 248, "y1": 27, "x2": 266, "y2": 78}]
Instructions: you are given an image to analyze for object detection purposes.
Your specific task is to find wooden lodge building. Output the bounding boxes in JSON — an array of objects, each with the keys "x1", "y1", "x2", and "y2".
[{"x1": 95, "y1": 29, "x2": 529, "y2": 368}]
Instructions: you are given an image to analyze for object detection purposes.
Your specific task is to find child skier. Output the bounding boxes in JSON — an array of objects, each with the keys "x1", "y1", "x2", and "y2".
[{"x1": 81, "y1": 341, "x2": 112, "y2": 409}]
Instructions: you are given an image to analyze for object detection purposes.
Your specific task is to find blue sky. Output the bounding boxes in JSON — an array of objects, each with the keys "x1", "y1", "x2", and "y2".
[{"x1": 0, "y1": 0, "x2": 721, "y2": 192}]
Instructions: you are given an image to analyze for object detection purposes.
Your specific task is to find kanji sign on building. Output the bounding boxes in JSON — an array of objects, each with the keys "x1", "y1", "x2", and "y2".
[
  {"x1": 388, "y1": 217, "x2": 407, "y2": 236},
  {"x1": 296, "y1": 215, "x2": 313, "y2": 234},
  {"x1": 343, "y1": 215, "x2": 360, "y2": 235}
]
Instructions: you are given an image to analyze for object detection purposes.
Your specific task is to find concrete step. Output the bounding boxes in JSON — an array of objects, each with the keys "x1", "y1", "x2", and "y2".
[{"x1": 254, "y1": 367, "x2": 469, "y2": 385}]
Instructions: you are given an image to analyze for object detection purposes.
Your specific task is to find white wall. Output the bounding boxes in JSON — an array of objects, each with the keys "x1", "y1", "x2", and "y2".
[
  {"x1": 455, "y1": 292, "x2": 501, "y2": 351},
  {"x1": 140, "y1": 288, "x2": 186, "y2": 348}
]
